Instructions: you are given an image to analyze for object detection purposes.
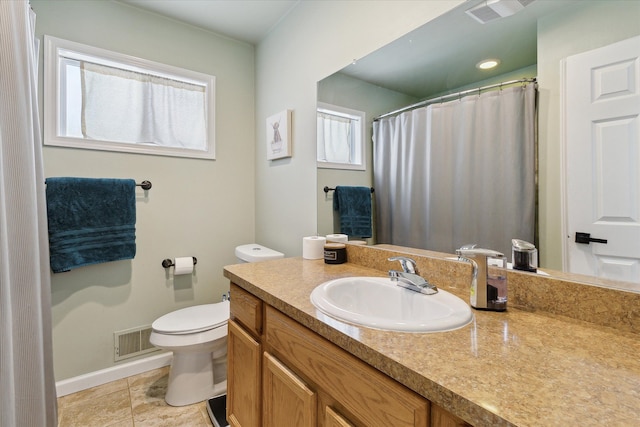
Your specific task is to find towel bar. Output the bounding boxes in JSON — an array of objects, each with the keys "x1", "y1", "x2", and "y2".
[
  {"x1": 45, "y1": 179, "x2": 152, "y2": 190},
  {"x1": 137, "y1": 180, "x2": 152, "y2": 190},
  {"x1": 162, "y1": 257, "x2": 198, "y2": 269},
  {"x1": 324, "y1": 186, "x2": 374, "y2": 193}
]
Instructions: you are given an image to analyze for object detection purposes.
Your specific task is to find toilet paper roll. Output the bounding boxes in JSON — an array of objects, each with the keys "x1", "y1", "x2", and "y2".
[
  {"x1": 174, "y1": 257, "x2": 194, "y2": 275},
  {"x1": 302, "y1": 236, "x2": 326, "y2": 259},
  {"x1": 326, "y1": 233, "x2": 348, "y2": 243}
]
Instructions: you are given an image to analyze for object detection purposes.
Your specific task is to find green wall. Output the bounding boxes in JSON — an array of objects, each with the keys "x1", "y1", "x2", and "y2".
[{"x1": 32, "y1": 0, "x2": 256, "y2": 381}]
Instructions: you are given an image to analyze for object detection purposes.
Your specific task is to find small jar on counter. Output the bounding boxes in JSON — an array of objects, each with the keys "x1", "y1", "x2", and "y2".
[{"x1": 324, "y1": 243, "x2": 347, "y2": 264}]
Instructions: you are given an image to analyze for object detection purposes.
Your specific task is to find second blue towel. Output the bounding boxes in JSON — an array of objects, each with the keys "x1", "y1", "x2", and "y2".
[{"x1": 333, "y1": 186, "x2": 372, "y2": 238}]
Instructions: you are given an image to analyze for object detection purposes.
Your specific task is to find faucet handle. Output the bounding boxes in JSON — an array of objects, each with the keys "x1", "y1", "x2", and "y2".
[{"x1": 388, "y1": 256, "x2": 418, "y2": 274}]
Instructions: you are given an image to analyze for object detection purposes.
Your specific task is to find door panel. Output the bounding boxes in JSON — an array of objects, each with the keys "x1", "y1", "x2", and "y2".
[{"x1": 564, "y1": 35, "x2": 640, "y2": 286}]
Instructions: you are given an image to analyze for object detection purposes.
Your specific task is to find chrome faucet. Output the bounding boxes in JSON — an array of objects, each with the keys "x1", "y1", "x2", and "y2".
[
  {"x1": 388, "y1": 256, "x2": 438, "y2": 295},
  {"x1": 388, "y1": 256, "x2": 419, "y2": 274}
]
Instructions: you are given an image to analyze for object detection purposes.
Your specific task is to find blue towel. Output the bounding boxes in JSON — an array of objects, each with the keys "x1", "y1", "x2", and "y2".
[
  {"x1": 45, "y1": 177, "x2": 136, "y2": 273},
  {"x1": 333, "y1": 186, "x2": 372, "y2": 238}
]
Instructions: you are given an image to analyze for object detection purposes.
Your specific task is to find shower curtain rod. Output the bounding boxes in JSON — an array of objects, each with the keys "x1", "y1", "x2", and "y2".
[{"x1": 374, "y1": 77, "x2": 537, "y2": 121}]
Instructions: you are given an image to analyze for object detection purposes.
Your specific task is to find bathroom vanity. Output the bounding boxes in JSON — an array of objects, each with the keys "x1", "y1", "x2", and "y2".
[{"x1": 223, "y1": 244, "x2": 640, "y2": 426}]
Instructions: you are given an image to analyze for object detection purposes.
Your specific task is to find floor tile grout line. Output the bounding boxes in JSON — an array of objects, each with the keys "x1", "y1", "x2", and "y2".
[
  {"x1": 57, "y1": 367, "x2": 215, "y2": 427},
  {"x1": 128, "y1": 380, "x2": 134, "y2": 426}
]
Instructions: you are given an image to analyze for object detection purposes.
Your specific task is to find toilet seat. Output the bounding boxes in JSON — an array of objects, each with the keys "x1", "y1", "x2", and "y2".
[{"x1": 152, "y1": 302, "x2": 229, "y2": 335}]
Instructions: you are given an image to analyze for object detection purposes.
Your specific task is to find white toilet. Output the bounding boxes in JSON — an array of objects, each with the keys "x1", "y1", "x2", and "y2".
[
  {"x1": 150, "y1": 244, "x2": 283, "y2": 407},
  {"x1": 235, "y1": 243, "x2": 284, "y2": 264}
]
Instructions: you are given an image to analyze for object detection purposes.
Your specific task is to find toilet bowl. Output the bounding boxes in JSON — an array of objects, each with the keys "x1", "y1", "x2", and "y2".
[
  {"x1": 150, "y1": 301, "x2": 229, "y2": 406},
  {"x1": 150, "y1": 243, "x2": 283, "y2": 407}
]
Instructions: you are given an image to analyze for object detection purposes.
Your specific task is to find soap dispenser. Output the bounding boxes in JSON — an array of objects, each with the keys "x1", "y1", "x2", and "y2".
[
  {"x1": 511, "y1": 239, "x2": 537, "y2": 273},
  {"x1": 456, "y1": 245, "x2": 507, "y2": 312}
]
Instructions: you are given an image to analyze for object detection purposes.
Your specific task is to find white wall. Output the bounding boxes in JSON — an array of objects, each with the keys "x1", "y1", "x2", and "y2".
[
  {"x1": 32, "y1": 0, "x2": 256, "y2": 380},
  {"x1": 254, "y1": 1, "x2": 463, "y2": 256}
]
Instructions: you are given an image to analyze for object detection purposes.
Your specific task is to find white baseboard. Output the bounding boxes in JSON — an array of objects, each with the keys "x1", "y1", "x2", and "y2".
[{"x1": 56, "y1": 352, "x2": 172, "y2": 397}]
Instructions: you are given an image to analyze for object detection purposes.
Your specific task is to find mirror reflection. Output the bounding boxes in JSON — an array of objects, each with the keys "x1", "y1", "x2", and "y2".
[
  {"x1": 317, "y1": 0, "x2": 640, "y2": 291},
  {"x1": 373, "y1": 82, "x2": 536, "y2": 260},
  {"x1": 317, "y1": 102, "x2": 366, "y2": 170}
]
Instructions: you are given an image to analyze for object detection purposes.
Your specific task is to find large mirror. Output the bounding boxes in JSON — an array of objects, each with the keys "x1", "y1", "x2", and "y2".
[{"x1": 317, "y1": 0, "x2": 640, "y2": 292}]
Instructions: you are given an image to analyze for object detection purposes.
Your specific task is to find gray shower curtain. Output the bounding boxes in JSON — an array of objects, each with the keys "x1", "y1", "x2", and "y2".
[
  {"x1": 0, "y1": 1, "x2": 57, "y2": 425},
  {"x1": 373, "y1": 84, "x2": 536, "y2": 259}
]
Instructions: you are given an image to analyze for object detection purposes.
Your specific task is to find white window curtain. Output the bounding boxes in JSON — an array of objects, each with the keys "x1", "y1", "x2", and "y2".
[
  {"x1": 373, "y1": 84, "x2": 537, "y2": 258},
  {"x1": 317, "y1": 112, "x2": 352, "y2": 163},
  {"x1": 80, "y1": 61, "x2": 206, "y2": 149},
  {"x1": 0, "y1": 1, "x2": 57, "y2": 425}
]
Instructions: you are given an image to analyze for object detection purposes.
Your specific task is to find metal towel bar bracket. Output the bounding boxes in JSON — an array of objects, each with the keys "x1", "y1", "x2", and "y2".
[{"x1": 136, "y1": 180, "x2": 152, "y2": 190}]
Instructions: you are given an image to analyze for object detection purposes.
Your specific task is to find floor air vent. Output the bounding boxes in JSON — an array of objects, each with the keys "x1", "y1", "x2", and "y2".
[{"x1": 114, "y1": 326, "x2": 159, "y2": 361}]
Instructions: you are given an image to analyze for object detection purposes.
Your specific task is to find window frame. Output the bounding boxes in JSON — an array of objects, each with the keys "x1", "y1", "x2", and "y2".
[
  {"x1": 43, "y1": 35, "x2": 216, "y2": 160},
  {"x1": 317, "y1": 102, "x2": 366, "y2": 171}
]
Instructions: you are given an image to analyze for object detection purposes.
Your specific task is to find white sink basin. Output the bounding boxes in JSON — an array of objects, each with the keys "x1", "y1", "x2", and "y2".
[{"x1": 310, "y1": 277, "x2": 473, "y2": 332}]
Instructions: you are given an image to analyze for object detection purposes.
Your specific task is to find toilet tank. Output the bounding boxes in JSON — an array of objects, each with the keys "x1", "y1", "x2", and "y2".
[{"x1": 235, "y1": 244, "x2": 284, "y2": 263}]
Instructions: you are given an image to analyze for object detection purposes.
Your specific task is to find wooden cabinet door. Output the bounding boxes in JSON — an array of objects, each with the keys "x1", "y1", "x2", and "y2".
[
  {"x1": 263, "y1": 352, "x2": 317, "y2": 427},
  {"x1": 265, "y1": 306, "x2": 429, "y2": 427},
  {"x1": 431, "y1": 403, "x2": 472, "y2": 427},
  {"x1": 227, "y1": 320, "x2": 261, "y2": 427},
  {"x1": 325, "y1": 406, "x2": 355, "y2": 427}
]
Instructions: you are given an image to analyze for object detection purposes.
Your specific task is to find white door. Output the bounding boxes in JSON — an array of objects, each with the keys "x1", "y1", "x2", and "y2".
[{"x1": 564, "y1": 35, "x2": 640, "y2": 286}]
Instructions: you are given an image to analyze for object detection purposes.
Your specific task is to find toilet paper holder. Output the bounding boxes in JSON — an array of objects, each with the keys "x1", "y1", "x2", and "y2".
[{"x1": 162, "y1": 257, "x2": 198, "y2": 269}]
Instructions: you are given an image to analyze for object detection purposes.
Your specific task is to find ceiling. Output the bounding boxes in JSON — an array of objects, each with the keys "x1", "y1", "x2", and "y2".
[
  {"x1": 117, "y1": 0, "x2": 300, "y2": 44},
  {"x1": 117, "y1": 0, "x2": 575, "y2": 98}
]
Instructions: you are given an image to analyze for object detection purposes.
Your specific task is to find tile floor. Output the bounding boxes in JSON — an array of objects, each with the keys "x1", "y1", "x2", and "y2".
[{"x1": 57, "y1": 367, "x2": 214, "y2": 427}]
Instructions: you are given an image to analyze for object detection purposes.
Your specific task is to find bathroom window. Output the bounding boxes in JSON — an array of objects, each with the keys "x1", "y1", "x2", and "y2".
[
  {"x1": 43, "y1": 36, "x2": 215, "y2": 160},
  {"x1": 317, "y1": 103, "x2": 365, "y2": 170}
]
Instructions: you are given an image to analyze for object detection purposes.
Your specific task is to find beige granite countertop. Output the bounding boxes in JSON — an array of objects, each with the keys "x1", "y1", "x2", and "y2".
[{"x1": 223, "y1": 246, "x2": 640, "y2": 427}]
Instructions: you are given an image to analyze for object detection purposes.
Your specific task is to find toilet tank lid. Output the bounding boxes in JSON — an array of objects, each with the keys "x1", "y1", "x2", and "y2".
[{"x1": 235, "y1": 244, "x2": 284, "y2": 262}]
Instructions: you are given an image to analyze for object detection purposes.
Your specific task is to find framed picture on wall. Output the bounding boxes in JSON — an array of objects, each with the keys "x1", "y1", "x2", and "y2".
[{"x1": 266, "y1": 109, "x2": 292, "y2": 160}]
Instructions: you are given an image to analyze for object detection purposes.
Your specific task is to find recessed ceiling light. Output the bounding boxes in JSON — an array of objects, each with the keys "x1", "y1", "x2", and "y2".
[{"x1": 476, "y1": 59, "x2": 500, "y2": 70}]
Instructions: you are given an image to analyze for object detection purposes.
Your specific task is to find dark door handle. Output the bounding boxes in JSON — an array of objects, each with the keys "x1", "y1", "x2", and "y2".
[{"x1": 575, "y1": 232, "x2": 607, "y2": 245}]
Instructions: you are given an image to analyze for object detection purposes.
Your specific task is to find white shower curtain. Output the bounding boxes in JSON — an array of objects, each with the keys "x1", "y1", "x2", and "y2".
[
  {"x1": 373, "y1": 84, "x2": 536, "y2": 258},
  {"x1": 0, "y1": 1, "x2": 57, "y2": 426}
]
